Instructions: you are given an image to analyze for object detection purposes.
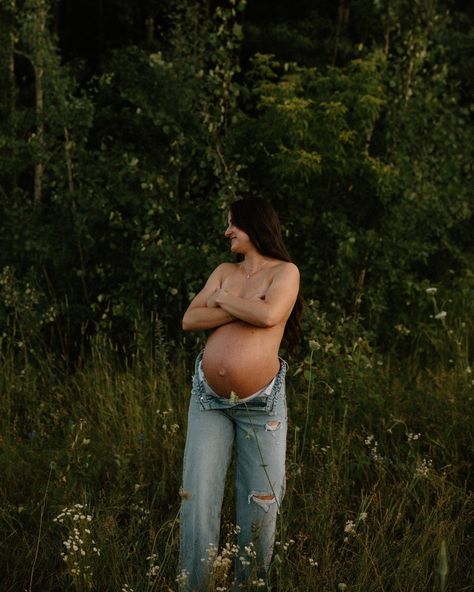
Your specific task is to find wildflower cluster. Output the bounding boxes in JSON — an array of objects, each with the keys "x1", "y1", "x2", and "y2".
[
  {"x1": 146, "y1": 552, "x2": 160, "y2": 577},
  {"x1": 395, "y1": 323, "x2": 411, "y2": 335},
  {"x1": 205, "y1": 541, "x2": 241, "y2": 573},
  {"x1": 426, "y1": 287, "x2": 447, "y2": 321},
  {"x1": 53, "y1": 504, "x2": 100, "y2": 586},
  {"x1": 239, "y1": 541, "x2": 257, "y2": 568},
  {"x1": 407, "y1": 432, "x2": 421, "y2": 443},
  {"x1": 275, "y1": 538, "x2": 295, "y2": 552},
  {"x1": 130, "y1": 500, "x2": 151, "y2": 525},
  {"x1": 364, "y1": 434, "x2": 383, "y2": 462},
  {"x1": 273, "y1": 538, "x2": 295, "y2": 565},
  {"x1": 415, "y1": 457, "x2": 433, "y2": 478},
  {"x1": 176, "y1": 569, "x2": 189, "y2": 587},
  {"x1": 343, "y1": 511, "x2": 368, "y2": 543},
  {"x1": 309, "y1": 440, "x2": 318, "y2": 454},
  {"x1": 193, "y1": 535, "x2": 262, "y2": 590},
  {"x1": 121, "y1": 585, "x2": 135, "y2": 592},
  {"x1": 344, "y1": 519, "x2": 356, "y2": 537},
  {"x1": 156, "y1": 409, "x2": 179, "y2": 434}
]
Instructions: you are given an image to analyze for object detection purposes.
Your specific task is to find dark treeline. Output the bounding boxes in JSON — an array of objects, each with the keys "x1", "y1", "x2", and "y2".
[{"x1": 0, "y1": 0, "x2": 473, "y2": 361}]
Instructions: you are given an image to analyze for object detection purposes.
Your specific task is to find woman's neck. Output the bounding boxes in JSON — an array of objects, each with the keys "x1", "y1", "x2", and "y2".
[{"x1": 241, "y1": 252, "x2": 271, "y2": 277}]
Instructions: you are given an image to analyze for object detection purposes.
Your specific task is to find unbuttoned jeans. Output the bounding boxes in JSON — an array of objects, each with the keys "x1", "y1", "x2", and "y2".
[{"x1": 178, "y1": 351, "x2": 288, "y2": 591}]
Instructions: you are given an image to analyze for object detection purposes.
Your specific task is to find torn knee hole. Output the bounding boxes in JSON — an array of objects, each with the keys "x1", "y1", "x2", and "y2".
[
  {"x1": 248, "y1": 491, "x2": 277, "y2": 512},
  {"x1": 265, "y1": 420, "x2": 281, "y2": 432}
]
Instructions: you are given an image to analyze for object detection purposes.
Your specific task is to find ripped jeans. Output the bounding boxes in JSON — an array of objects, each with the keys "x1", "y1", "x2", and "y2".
[{"x1": 178, "y1": 351, "x2": 288, "y2": 591}]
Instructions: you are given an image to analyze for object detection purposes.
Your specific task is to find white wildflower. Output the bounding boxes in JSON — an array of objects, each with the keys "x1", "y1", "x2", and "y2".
[
  {"x1": 415, "y1": 458, "x2": 433, "y2": 478},
  {"x1": 395, "y1": 324, "x2": 411, "y2": 335},
  {"x1": 344, "y1": 520, "x2": 356, "y2": 535},
  {"x1": 53, "y1": 503, "x2": 99, "y2": 583},
  {"x1": 175, "y1": 570, "x2": 189, "y2": 586},
  {"x1": 364, "y1": 434, "x2": 383, "y2": 462}
]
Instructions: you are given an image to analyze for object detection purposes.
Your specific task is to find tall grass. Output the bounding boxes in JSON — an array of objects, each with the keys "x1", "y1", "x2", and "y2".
[{"x1": 0, "y1": 324, "x2": 472, "y2": 591}]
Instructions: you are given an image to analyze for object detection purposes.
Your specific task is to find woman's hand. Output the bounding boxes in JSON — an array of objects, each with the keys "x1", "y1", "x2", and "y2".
[
  {"x1": 208, "y1": 288, "x2": 265, "y2": 308},
  {"x1": 206, "y1": 288, "x2": 228, "y2": 308}
]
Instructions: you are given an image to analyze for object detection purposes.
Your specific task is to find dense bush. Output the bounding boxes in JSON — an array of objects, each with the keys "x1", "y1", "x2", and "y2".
[{"x1": 0, "y1": 0, "x2": 472, "y2": 360}]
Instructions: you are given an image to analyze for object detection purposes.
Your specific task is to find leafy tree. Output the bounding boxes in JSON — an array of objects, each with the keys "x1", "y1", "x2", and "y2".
[{"x1": 0, "y1": 0, "x2": 471, "y2": 360}]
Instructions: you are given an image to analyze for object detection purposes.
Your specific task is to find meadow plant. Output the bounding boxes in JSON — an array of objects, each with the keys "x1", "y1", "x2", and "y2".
[
  {"x1": 0, "y1": 316, "x2": 471, "y2": 591},
  {"x1": 53, "y1": 503, "x2": 100, "y2": 591},
  {"x1": 406, "y1": 284, "x2": 474, "y2": 373},
  {"x1": 146, "y1": 552, "x2": 160, "y2": 577},
  {"x1": 196, "y1": 529, "x2": 261, "y2": 591}
]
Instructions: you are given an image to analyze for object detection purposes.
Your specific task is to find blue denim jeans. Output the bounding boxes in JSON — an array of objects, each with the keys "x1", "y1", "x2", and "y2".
[{"x1": 178, "y1": 351, "x2": 288, "y2": 591}]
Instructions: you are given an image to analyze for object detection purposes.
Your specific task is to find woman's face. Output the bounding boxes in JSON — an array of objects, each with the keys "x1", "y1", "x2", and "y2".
[{"x1": 224, "y1": 212, "x2": 253, "y2": 254}]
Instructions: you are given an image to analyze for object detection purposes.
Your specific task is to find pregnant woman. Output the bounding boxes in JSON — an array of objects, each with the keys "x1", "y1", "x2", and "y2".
[{"x1": 179, "y1": 197, "x2": 302, "y2": 591}]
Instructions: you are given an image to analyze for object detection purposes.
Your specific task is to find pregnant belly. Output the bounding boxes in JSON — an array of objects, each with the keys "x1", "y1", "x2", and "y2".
[{"x1": 202, "y1": 322, "x2": 282, "y2": 397}]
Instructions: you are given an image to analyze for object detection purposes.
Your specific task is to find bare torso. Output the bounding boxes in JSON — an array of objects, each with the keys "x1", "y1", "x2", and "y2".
[{"x1": 202, "y1": 262, "x2": 288, "y2": 397}]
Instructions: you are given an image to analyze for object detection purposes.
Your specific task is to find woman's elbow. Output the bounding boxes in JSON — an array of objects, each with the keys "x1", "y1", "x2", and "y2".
[
  {"x1": 182, "y1": 313, "x2": 193, "y2": 331},
  {"x1": 261, "y1": 311, "x2": 279, "y2": 328}
]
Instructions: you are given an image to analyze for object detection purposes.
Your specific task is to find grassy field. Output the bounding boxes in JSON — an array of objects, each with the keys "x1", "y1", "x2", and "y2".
[{"x1": 0, "y1": 324, "x2": 472, "y2": 592}]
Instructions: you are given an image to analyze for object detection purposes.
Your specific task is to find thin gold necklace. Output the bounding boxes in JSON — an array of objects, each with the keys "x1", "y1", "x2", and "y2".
[{"x1": 241, "y1": 260, "x2": 268, "y2": 279}]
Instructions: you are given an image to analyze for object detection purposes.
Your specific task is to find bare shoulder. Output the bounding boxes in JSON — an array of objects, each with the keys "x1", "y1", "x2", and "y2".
[
  {"x1": 216, "y1": 262, "x2": 237, "y2": 271},
  {"x1": 213, "y1": 261, "x2": 238, "y2": 277},
  {"x1": 206, "y1": 261, "x2": 238, "y2": 284},
  {"x1": 273, "y1": 261, "x2": 300, "y2": 280},
  {"x1": 266, "y1": 261, "x2": 299, "y2": 294}
]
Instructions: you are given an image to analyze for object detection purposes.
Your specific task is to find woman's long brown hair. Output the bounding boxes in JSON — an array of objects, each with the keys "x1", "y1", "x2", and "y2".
[{"x1": 229, "y1": 198, "x2": 303, "y2": 353}]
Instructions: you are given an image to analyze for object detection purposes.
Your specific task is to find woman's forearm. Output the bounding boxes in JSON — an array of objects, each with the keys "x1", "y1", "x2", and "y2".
[
  {"x1": 182, "y1": 306, "x2": 235, "y2": 331},
  {"x1": 216, "y1": 294, "x2": 273, "y2": 327}
]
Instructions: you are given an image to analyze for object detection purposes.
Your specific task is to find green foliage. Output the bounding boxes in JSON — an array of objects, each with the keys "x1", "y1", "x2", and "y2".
[
  {"x1": 236, "y1": 3, "x2": 473, "y2": 349},
  {"x1": 0, "y1": 337, "x2": 471, "y2": 591},
  {"x1": 1, "y1": 0, "x2": 248, "y2": 350},
  {"x1": 0, "y1": 0, "x2": 472, "y2": 362}
]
